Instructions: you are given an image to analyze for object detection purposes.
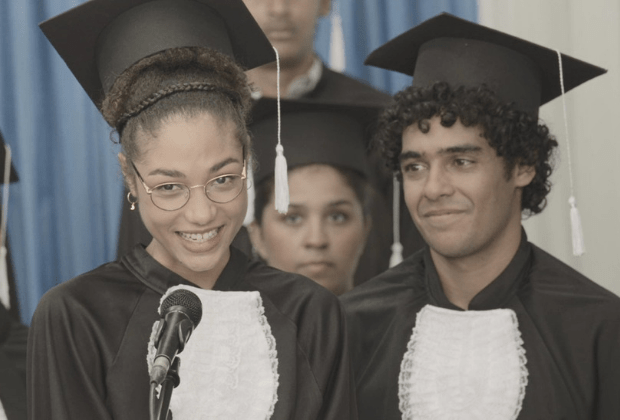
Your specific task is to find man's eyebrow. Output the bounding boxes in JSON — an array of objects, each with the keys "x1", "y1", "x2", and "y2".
[
  {"x1": 398, "y1": 145, "x2": 483, "y2": 162},
  {"x1": 440, "y1": 145, "x2": 483, "y2": 155},
  {"x1": 399, "y1": 151, "x2": 422, "y2": 162}
]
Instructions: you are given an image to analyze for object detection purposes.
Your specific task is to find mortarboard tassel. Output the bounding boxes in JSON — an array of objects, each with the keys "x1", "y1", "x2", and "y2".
[
  {"x1": 569, "y1": 196, "x2": 585, "y2": 256},
  {"x1": 273, "y1": 46, "x2": 289, "y2": 214},
  {"x1": 243, "y1": 158, "x2": 255, "y2": 226},
  {"x1": 328, "y1": 1, "x2": 346, "y2": 73},
  {"x1": 556, "y1": 50, "x2": 585, "y2": 256},
  {"x1": 0, "y1": 144, "x2": 12, "y2": 308},
  {"x1": 0, "y1": 247, "x2": 7, "y2": 309},
  {"x1": 389, "y1": 175, "x2": 403, "y2": 267}
]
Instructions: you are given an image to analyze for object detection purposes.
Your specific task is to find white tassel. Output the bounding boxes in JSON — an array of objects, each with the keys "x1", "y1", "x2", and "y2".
[
  {"x1": 0, "y1": 246, "x2": 8, "y2": 309},
  {"x1": 0, "y1": 144, "x2": 10, "y2": 309},
  {"x1": 329, "y1": 1, "x2": 346, "y2": 73},
  {"x1": 569, "y1": 196, "x2": 585, "y2": 256},
  {"x1": 274, "y1": 144, "x2": 289, "y2": 214},
  {"x1": 556, "y1": 50, "x2": 585, "y2": 257},
  {"x1": 243, "y1": 158, "x2": 255, "y2": 226},
  {"x1": 389, "y1": 242, "x2": 403, "y2": 268},
  {"x1": 389, "y1": 176, "x2": 403, "y2": 267},
  {"x1": 272, "y1": 46, "x2": 289, "y2": 214}
]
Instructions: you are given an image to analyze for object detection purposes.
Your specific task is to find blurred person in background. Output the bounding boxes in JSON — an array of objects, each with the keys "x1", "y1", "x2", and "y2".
[{"x1": 248, "y1": 99, "x2": 379, "y2": 294}]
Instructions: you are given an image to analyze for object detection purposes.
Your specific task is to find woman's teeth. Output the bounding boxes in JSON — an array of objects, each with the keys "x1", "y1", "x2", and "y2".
[{"x1": 179, "y1": 228, "x2": 219, "y2": 243}]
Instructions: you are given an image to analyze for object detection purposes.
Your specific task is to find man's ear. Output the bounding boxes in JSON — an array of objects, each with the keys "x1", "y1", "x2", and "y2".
[
  {"x1": 118, "y1": 153, "x2": 138, "y2": 196},
  {"x1": 248, "y1": 220, "x2": 269, "y2": 262},
  {"x1": 514, "y1": 164, "x2": 536, "y2": 188},
  {"x1": 319, "y1": 0, "x2": 331, "y2": 18}
]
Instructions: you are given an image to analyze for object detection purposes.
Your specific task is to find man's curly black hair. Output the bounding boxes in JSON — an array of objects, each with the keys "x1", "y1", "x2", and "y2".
[{"x1": 376, "y1": 81, "x2": 558, "y2": 216}]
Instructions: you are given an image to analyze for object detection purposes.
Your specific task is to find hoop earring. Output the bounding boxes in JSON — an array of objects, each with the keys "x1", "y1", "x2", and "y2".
[{"x1": 127, "y1": 192, "x2": 138, "y2": 211}]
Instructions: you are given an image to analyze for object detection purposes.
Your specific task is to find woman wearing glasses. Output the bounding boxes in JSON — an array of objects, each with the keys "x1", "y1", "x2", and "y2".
[{"x1": 27, "y1": 1, "x2": 355, "y2": 419}]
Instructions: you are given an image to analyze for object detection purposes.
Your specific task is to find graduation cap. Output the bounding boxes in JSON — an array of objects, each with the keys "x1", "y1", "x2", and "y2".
[
  {"x1": 0, "y1": 131, "x2": 18, "y2": 184},
  {"x1": 365, "y1": 13, "x2": 606, "y2": 117},
  {"x1": 39, "y1": 0, "x2": 275, "y2": 109},
  {"x1": 366, "y1": 13, "x2": 607, "y2": 257},
  {"x1": 250, "y1": 98, "x2": 382, "y2": 186}
]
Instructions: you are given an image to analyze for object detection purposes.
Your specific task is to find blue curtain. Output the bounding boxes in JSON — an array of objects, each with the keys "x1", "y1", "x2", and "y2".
[
  {"x1": 0, "y1": 0, "x2": 123, "y2": 324},
  {"x1": 315, "y1": 0, "x2": 478, "y2": 94},
  {"x1": 0, "y1": 0, "x2": 476, "y2": 324}
]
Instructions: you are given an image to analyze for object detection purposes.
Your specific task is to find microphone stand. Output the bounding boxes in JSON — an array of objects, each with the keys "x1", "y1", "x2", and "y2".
[{"x1": 150, "y1": 358, "x2": 181, "y2": 420}]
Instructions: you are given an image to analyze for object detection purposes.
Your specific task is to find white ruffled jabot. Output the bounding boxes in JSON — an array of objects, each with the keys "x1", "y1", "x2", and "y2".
[
  {"x1": 147, "y1": 285, "x2": 279, "y2": 420},
  {"x1": 399, "y1": 304, "x2": 528, "y2": 420}
]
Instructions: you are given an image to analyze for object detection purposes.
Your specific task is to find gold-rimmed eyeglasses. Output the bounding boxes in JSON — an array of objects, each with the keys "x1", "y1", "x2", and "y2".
[{"x1": 131, "y1": 161, "x2": 247, "y2": 211}]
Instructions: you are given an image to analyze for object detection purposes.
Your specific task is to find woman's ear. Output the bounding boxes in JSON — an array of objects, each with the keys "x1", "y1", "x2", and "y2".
[
  {"x1": 118, "y1": 153, "x2": 138, "y2": 196},
  {"x1": 248, "y1": 220, "x2": 268, "y2": 262}
]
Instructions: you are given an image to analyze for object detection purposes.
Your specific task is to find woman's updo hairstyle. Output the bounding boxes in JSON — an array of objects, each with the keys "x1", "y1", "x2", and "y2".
[{"x1": 101, "y1": 46, "x2": 252, "y2": 164}]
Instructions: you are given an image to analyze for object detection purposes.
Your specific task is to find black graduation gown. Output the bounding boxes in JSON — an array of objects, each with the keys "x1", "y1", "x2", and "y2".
[
  {"x1": 341, "y1": 233, "x2": 620, "y2": 419},
  {"x1": 115, "y1": 66, "x2": 425, "y2": 287},
  {"x1": 0, "y1": 303, "x2": 27, "y2": 420},
  {"x1": 28, "y1": 246, "x2": 356, "y2": 420}
]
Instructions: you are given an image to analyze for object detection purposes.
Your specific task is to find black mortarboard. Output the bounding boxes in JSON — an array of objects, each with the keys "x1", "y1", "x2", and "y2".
[
  {"x1": 0, "y1": 131, "x2": 18, "y2": 184},
  {"x1": 39, "y1": 0, "x2": 275, "y2": 108},
  {"x1": 365, "y1": 13, "x2": 606, "y2": 117},
  {"x1": 250, "y1": 98, "x2": 382, "y2": 185}
]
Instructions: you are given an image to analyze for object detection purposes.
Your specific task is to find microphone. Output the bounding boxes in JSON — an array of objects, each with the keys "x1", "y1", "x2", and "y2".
[{"x1": 150, "y1": 289, "x2": 203, "y2": 385}]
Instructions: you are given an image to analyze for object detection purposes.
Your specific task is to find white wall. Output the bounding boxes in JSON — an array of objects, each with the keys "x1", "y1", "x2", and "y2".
[{"x1": 478, "y1": 0, "x2": 620, "y2": 295}]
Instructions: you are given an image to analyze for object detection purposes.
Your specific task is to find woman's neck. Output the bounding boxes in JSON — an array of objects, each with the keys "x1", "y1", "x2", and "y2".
[{"x1": 146, "y1": 241, "x2": 229, "y2": 290}]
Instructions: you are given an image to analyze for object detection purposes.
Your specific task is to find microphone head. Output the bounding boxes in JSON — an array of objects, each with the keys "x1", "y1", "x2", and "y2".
[{"x1": 161, "y1": 289, "x2": 203, "y2": 326}]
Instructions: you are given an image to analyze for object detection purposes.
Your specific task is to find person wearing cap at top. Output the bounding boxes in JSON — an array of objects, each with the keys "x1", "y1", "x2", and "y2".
[
  {"x1": 28, "y1": 1, "x2": 357, "y2": 419},
  {"x1": 341, "y1": 13, "x2": 620, "y2": 420},
  {"x1": 117, "y1": 0, "x2": 427, "y2": 287},
  {"x1": 241, "y1": 0, "x2": 389, "y2": 103},
  {"x1": 247, "y1": 98, "x2": 377, "y2": 295}
]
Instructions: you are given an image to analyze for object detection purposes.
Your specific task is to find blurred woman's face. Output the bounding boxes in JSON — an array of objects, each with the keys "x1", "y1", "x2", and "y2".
[
  {"x1": 121, "y1": 112, "x2": 247, "y2": 288},
  {"x1": 250, "y1": 164, "x2": 370, "y2": 295}
]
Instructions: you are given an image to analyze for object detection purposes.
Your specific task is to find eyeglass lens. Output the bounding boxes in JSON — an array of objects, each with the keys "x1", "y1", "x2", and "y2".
[{"x1": 150, "y1": 175, "x2": 244, "y2": 210}]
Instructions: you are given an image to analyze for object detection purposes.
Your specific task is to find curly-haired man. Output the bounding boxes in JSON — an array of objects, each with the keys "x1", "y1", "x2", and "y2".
[{"x1": 341, "y1": 14, "x2": 620, "y2": 420}]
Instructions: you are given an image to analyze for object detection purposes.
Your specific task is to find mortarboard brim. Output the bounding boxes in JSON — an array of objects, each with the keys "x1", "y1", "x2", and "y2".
[
  {"x1": 250, "y1": 99, "x2": 384, "y2": 184},
  {"x1": 365, "y1": 13, "x2": 606, "y2": 117},
  {"x1": 40, "y1": 0, "x2": 275, "y2": 109}
]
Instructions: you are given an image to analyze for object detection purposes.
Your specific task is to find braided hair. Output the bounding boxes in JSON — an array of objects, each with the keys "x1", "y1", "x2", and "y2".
[
  {"x1": 101, "y1": 47, "x2": 252, "y2": 168},
  {"x1": 115, "y1": 81, "x2": 242, "y2": 134}
]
